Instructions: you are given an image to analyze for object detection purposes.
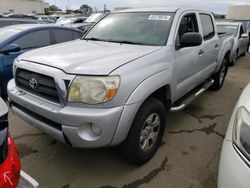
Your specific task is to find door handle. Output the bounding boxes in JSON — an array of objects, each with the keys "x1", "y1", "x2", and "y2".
[
  {"x1": 215, "y1": 44, "x2": 219, "y2": 48},
  {"x1": 199, "y1": 49, "x2": 205, "y2": 55}
]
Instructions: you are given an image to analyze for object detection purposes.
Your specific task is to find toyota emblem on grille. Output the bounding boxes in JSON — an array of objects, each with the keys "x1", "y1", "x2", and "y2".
[{"x1": 29, "y1": 77, "x2": 38, "y2": 89}]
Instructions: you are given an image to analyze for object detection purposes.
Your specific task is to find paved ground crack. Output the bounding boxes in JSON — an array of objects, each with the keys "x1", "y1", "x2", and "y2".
[
  {"x1": 100, "y1": 157, "x2": 168, "y2": 188},
  {"x1": 184, "y1": 109, "x2": 224, "y2": 123},
  {"x1": 17, "y1": 144, "x2": 38, "y2": 158},
  {"x1": 168, "y1": 123, "x2": 225, "y2": 139}
]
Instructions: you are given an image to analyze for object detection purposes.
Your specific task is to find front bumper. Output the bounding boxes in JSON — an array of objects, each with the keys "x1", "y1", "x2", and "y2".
[
  {"x1": 8, "y1": 79, "x2": 139, "y2": 148},
  {"x1": 218, "y1": 140, "x2": 250, "y2": 188}
]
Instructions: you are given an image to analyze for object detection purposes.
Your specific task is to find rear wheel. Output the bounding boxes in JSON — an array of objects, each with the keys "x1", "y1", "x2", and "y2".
[
  {"x1": 211, "y1": 58, "x2": 227, "y2": 91},
  {"x1": 122, "y1": 98, "x2": 166, "y2": 165}
]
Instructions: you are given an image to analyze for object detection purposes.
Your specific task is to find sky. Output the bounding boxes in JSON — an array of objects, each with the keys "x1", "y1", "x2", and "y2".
[{"x1": 45, "y1": 0, "x2": 250, "y2": 14}]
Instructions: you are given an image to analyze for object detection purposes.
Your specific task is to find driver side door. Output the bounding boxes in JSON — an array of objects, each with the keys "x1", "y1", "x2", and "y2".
[{"x1": 174, "y1": 12, "x2": 203, "y2": 100}]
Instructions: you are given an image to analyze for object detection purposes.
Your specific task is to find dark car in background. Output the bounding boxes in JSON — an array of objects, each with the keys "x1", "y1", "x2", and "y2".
[
  {"x1": 0, "y1": 18, "x2": 40, "y2": 28},
  {"x1": 0, "y1": 24, "x2": 84, "y2": 96}
]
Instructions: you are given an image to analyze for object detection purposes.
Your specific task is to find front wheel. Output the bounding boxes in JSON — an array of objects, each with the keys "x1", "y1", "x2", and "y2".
[
  {"x1": 122, "y1": 98, "x2": 166, "y2": 165},
  {"x1": 211, "y1": 58, "x2": 227, "y2": 91}
]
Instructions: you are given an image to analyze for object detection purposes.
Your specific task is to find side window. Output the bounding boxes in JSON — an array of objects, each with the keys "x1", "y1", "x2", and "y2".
[
  {"x1": 52, "y1": 29, "x2": 81, "y2": 44},
  {"x1": 199, "y1": 14, "x2": 215, "y2": 40},
  {"x1": 178, "y1": 14, "x2": 199, "y2": 39},
  {"x1": 13, "y1": 30, "x2": 51, "y2": 50}
]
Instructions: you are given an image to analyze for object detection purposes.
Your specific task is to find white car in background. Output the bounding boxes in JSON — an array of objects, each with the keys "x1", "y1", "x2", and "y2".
[
  {"x1": 218, "y1": 83, "x2": 250, "y2": 188},
  {"x1": 217, "y1": 21, "x2": 249, "y2": 65}
]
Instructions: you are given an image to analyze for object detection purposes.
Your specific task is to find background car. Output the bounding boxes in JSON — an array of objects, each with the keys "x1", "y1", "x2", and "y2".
[
  {"x1": 218, "y1": 83, "x2": 250, "y2": 188},
  {"x1": 0, "y1": 24, "x2": 84, "y2": 97},
  {"x1": 217, "y1": 21, "x2": 249, "y2": 65},
  {"x1": 55, "y1": 16, "x2": 87, "y2": 27},
  {"x1": 0, "y1": 18, "x2": 39, "y2": 28},
  {"x1": 74, "y1": 13, "x2": 108, "y2": 32}
]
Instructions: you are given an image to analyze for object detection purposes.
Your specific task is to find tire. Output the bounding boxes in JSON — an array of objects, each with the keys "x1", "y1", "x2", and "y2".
[
  {"x1": 211, "y1": 58, "x2": 228, "y2": 91},
  {"x1": 122, "y1": 98, "x2": 166, "y2": 165}
]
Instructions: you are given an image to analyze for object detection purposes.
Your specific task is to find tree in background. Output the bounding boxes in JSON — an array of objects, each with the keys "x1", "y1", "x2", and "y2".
[
  {"x1": 80, "y1": 4, "x2": 93, "y2": 16},
  {"x1": 49, "y1": 5, "x2": 62, "y2": 12}
]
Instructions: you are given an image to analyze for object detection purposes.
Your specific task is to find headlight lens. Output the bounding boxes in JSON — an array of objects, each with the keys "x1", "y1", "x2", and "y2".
[
  {"x1": 233, "y1": 107, "x2": 250, "y2": 161},
  {"x1": 68, "y1": 76, "x2": 120, "y2": 104}
]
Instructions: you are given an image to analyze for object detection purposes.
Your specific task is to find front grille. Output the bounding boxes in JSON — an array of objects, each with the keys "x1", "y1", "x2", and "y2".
[{"x1": 15, "y1": 68, "x2": 60, "y2": 103}]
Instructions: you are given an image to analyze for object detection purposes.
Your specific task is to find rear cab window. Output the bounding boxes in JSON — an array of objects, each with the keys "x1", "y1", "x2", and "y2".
[{"x1": 199, "y1": 13, "x2": 215, "y2": 40}]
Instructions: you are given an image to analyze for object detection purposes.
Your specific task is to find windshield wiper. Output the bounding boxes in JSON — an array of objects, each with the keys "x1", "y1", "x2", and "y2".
[
  {"x1": 84, "y1": 37, "x2": 106, "y2": 42},
  {"x1": 109, "y1": 40, "x2": 146, "y2": 45}
]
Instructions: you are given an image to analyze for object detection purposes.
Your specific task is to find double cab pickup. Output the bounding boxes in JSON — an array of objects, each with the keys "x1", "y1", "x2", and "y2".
[{"x1": 8, "y1": 7, "x2": 234, "y2": 164}]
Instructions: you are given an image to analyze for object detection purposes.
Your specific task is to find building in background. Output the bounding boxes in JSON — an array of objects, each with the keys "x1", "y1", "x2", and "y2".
[
  {"x1": 0, "y1": 0, "x2": 49, "y2": 14},
  {"x1": 227, "y1": 5, "x2": 250, "y2": 20}
]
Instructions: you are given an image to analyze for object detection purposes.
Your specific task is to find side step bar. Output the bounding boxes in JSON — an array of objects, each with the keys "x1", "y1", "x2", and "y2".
[{"x1": 170, "y1": 79, "x2": 214, "y2": 112}]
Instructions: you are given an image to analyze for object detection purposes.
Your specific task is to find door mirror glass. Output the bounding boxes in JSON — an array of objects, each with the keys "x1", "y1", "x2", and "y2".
[
  {"x1": 0, "y1": 44, "x2": 21, "y2": 55},
  {"x1": 180, "y1": 32, "x2": 202, "y2": 48},
  {"x1": 241, "y1": 33, "x2": 248, "y2": 38},
  {"x1": 0, "y1": 98, "x2": 8, "y2": 120}
]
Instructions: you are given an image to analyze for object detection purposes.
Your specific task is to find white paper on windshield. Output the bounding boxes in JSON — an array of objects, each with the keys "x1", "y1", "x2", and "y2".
[{"x1": 148, "y1": 15, "x2": 171, "y2": 21}]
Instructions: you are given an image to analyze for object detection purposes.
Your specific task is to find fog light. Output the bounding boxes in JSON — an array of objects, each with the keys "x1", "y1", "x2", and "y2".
[{"x1": 91, "y1": 124, "x2": 102, "y2": 136}]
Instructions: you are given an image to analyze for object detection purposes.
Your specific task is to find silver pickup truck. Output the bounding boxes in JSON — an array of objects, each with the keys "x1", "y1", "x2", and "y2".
[{"x1": 8, "y1": 7, "x2": 234, "y2": 165}]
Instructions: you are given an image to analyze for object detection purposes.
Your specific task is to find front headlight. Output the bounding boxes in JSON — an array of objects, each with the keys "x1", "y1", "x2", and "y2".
[
  {"x1": 68, "y1": 76, "x2": 120, "y2": 104},
  {"x1": 233, "y1": 107, "x2": 250, "y2": 161}
]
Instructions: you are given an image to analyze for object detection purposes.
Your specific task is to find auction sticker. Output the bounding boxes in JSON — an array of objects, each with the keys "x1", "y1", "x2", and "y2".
[{"x1": 148, "y1": 15, "x2": 171, "y2": 21}]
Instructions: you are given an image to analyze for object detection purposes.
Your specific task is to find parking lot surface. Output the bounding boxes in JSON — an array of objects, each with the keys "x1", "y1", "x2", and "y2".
[{"x1": 8, "y1": 55, "x2": 250, "y2": 188}]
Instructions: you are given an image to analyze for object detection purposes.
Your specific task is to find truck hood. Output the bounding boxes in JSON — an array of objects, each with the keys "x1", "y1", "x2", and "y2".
[{"x1": 19, "y1": 40, "x2": 161, "y2": 75}]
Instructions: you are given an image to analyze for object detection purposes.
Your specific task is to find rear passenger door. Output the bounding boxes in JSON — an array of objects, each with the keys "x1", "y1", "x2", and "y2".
[
  {"x1": 198, "y1": 13, "x2": 218, "y2": 80},
  {"x1": 51, "y1": 29, "x2": 83, "y2": 44}
]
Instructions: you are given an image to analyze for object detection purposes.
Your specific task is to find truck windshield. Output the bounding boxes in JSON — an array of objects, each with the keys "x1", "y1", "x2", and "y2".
[
  {"x1": 217, "y1": 25, "x2": 238, "y2": 37},
  {"x1": 85, "y1": 13, "x2": 106, "y2": 23},
  {"x1": 84, "y1": 12, "x2": 175, "y2": 46}
]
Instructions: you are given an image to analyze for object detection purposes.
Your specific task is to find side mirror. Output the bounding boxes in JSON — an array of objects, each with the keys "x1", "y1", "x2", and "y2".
[
  {"x1": 241, "y1": 33, "x2": 248, "y2": 38},
  {"x1": 0, "y1": 44, "x2": 21, "y2": 55},
  {"x1": 180, "y1": 33, "x2": 203, "y2": 48},
  {"x1": 0, "y1": 98, "x2": 8, "y2": 121}
]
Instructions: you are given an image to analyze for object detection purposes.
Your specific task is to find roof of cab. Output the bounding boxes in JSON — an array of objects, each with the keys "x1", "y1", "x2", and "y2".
[
  {"x1": 115, "y1": 7, "x2": 181, "y2": 13},
  {"x1": 115, "y1": 7, "x2": 205, "y2": 13}
]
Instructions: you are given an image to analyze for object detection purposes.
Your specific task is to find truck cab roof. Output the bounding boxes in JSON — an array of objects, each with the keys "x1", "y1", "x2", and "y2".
[{"x1": 115, "y1": 7, "x2": 208, "y2": 13}]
